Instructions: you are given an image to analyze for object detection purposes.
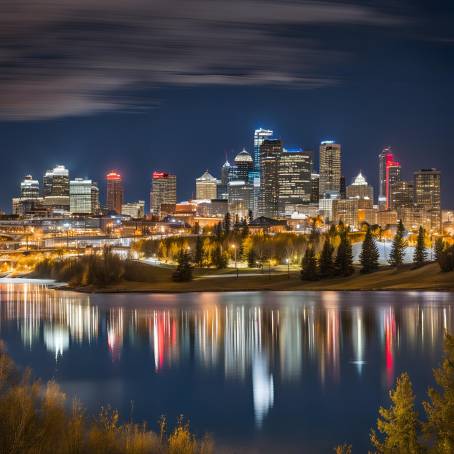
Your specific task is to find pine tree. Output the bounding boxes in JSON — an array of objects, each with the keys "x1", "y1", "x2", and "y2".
[
  {"x1": 247, "y1": 248, "x2": 257, "y2": 268},
  {"x1": 389, "y1": 220, "x2": 406, "y2": 267},
  {"x1": 214, "y1": 222, "x2": 223, "y2": 241},
  {"x1": 434, "y1": 237, "x2": 445, "y2": 262},
  {"x1": 194, "y1": 235, "x2": 204, "y2": 267},
  {"x1": 223, "y1": 212, "x2": 231, "y2": 236},
  {"x1": 212, "y1": 244, "x2": 227, "y2": 269},
  {"x1": 172, "y1": 251, "x2": 193, "y2": 282},
  {"x1": 423, "y1": 334, "x2": 454, "y2": 453},
  {"x1": 413, "y1": 226, "x2": 427, "y2": 267},
  {"x1": 335, "y1": 232, "x2": 354, "y2": 277},
  {"x1": 318, "y1": 238, "x2": 335, "y2": 278},
  {"x1": 370, "y1": 372, "x2": 422, "y2": 454},
  {"x1": 301, "y1": 247, "x2": 318, "y2": 281},
  {"x1": 360, "y1": 226, "x2": 380, "y2": 274}
]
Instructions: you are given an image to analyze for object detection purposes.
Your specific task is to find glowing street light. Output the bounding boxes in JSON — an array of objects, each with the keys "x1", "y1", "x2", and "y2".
[
  {"x1": 230, "y1": 244, "x2": 238, "y2": 278},
  {"x1": 286, "y1": 257, "x2": 290, "y2": 279}
]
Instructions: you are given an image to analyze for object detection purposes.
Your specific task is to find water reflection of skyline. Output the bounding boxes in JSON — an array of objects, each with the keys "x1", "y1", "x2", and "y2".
[{"x1": 0, "y1": 284, "x2": 453, "y2": 426}]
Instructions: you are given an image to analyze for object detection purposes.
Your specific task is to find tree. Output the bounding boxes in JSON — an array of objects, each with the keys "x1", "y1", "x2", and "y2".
[
  {"x1": 194, "y1": 235, "x2": 204, "y2": 267},
  {"x1": 423, "y1": 334, "x2": 454, "y2": 453},
  {"x1": 389, "y1": 220, "x2": 406, "y2": 267},
  {"x1": 413, "y1": 226, "x2": 427, "y2": 267},
  {"x1": 223, "y1": 212, "x2": 231, "y2": 236},
  {"x1": 360, "y1": 226, "x2": 380, "y2": 274},
  {"x1": 247, "y1": 248, "x2": 257, "y2": 268},
  {"x1": 438, "y1": 245, "x2": 454, "y2": 272},
  {"x1": 214, "y1": 222, "x2": 223, "y2": 241},
  {"x1": 301, "y1": 247, "x2": 318, "y2": 281},
  {"x1": 172, "y1": 251, "x2": 193, "y2": 282},
  {"x1": 212, "y1": 244, "x2": 227, "y2": 269},
  {"x1": 370, "y1": 372, "x2": 422, "y2": 454},
  {"x1": 434, "y1": 238, "x2": 445, "y2": 262},
  {"x1": 318, "y1": 238, "x2": 335, "y2": 278},
  {"x1": 335, "y1": 232, "x2": 354, "y2": 277}
]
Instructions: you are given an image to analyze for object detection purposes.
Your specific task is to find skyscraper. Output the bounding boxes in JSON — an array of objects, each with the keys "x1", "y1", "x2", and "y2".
[
  {"x1": 106, "y1": 171, "x2": 124, "y2": 214},
  {"x1": 378, "y1": 147, "x2": 401, "y2": 209},
  {"x1": 346, "y1": 172, "x2": 374, "y2": 201},
  {"x1": 196, "y1": 171, "x2": 218, "y2": 200},
  {"x1": 150, "y1": 171, "x2": 177, "y2": 216},
  {"x1": 310, "y1": 173, "x2": 320, "y2": 203},
  {"x1": 390, "y1": 180, "x2": 414, "y2": 210},
  {"x1": 20, "y1": 175, "x2": 40, "y2": 199},
  {"x1": 278, "y1": 148, "x2": 312, "y2": 215},
  {"x1": 254, "y1": 128, "x2": 273, "y2": 172},
  {"x1": 319, "y1": 141, "x2": 341, "y2": 198},
  {"x1": 259, "y1": 139, "x2": 282, "y2": 218},
  {"x1": 414, "y1": 168, "x2": 441, "y2": 233},
  {"x1": 217, "y1": 159, "x2": 231, "y2": 200},
  {"x1": 70, "y1": 178, "x2": 96, "y2": 214},
  {"x1": 42, "y1": 165, "x2": 70, "y2": 212},
  {"x1": 234, "y1": 149, "x2": 254, "y2": 181}
]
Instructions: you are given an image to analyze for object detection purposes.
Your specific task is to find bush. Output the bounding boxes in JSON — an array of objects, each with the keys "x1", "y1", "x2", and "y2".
[{"x1": 438, "y1": 245, "x2": 454, "y2": 272}]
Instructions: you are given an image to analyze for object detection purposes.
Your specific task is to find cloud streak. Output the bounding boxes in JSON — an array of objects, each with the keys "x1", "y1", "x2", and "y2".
[{"x1": 0, "y1": 0, "x2": 405, "y2": 120}]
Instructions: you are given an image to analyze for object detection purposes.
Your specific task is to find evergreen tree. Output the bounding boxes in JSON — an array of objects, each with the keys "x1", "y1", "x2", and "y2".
[
  {"x1": 214, "y1": 222, "x2": 223, "y2": 241},
  {"x1": 241, "y1": 221, "x2": 249, "y2": 238},
  {"x1": 335, "y1": 232, "x2": 354, "y2": 277},
  {"x1": 423, "y1": 334, "x2": 454, "y2": 453},
  {"x1": 247, "y1": 248, "x2": 257, "y2": 268},
  {"x1": 223, "y1": 212, "x2": 231, "y2": 236},
  {"x1": 434, "y1": 237, "x2": 445, "y2": 262},
  {"x1": 438, "y1": 245, "x2": 454, "y2": 272},
  {"x1": 389, "y1": 220, "x2": 406, "y2": 267},
  {"x1": 172, "y1": 251, "x2": 193, "y2": 282},
  {"x1": 212, "y1": 244, "x2": 227, "y2": 269},
  {"x1": 360, "y1": 226, "x2": 380, "y2": 274},
  {"x1": 191, "y1": 221, "x2": 200, "y2": 235},
  {"x1": 301, "y1": 247, "x2": 318, "y2": 281},
  {"x1": 413, "y1": 226, "x2": 427, "y2": 267},
  {"x1": 318, "y1": 237, "x2": 335, "y2": 278},
  {"x1": 248, "y1": 209, "x2": 254, "y2": 224},
  {"x1": 370, "y1": 372, "x2": 422, "y2": 454},
  {"x1": 194, "y1": 235, "x2": 204, "y2": 267}
]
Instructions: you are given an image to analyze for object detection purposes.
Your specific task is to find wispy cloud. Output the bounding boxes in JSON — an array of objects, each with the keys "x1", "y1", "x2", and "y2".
[{"x1": 0, "y1": 0, "x2": 405, "y2": 120}]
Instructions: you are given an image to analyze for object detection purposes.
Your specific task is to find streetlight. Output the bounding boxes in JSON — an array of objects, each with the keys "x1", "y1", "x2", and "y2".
[
  {"x1": 231, "y1": 244, "x2": 238, "y2": 278},
  {"x1": 286, "y1": 257, "x2": 290, "y2": 279}
]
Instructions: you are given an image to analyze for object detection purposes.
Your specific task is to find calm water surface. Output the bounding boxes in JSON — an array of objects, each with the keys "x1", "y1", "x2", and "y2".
[{"x1": 0, "y1": 283, "x2": 453, "y2": 453}]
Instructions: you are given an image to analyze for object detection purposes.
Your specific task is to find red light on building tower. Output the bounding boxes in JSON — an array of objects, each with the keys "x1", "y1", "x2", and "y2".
[{"x1": 385, "y1": 154, "x2": 400, "y2": 209}]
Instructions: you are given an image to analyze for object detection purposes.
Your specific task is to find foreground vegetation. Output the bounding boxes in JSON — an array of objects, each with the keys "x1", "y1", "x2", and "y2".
[
  {"x1": 0, "y1": 342, "x2": 213, "y2": 454},
  {"x1": 336, "y1": 334, "x2": 454, "y2": 453}
]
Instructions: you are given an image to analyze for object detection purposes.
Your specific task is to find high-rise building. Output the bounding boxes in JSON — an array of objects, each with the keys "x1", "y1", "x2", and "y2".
[
  {"x1": 319, "y1": 141, "x2": 341, "y2": 198},
  {"x1": 254, "y1": 128, "x2": 273, "y2": 172},
  {"x1": 259, "y1": 139, "x2": 282, "y2": 218},
  {"x1": 278, "y1": 148, "x2": 312, "y2": 215},
  {"x1": 150, "y1": 171, "x2": 177, "y2": 216},
  {"x1": 390, "y1": 180, "x2": 414, "y2": 210},
  {"x1": 340, "y1": 176, "x2": 346, "y2": 199},
  {"x1": 228, "y1": 180, "x2": 253, "y2": 219},
  {"x1": 310, "y1": 173, "x2": 320, "y2": 203},
  {"x1": 106, "y1": 171, "x2": 124, "y2": 214},
  {"x1": 333, "y1": 199, "x2": 359, "y2": 229},
  {"x1": 414, "y1": 168, "x2": 441, "y2": 233},
  {"x1": 91, "y1": 182, "x2": 100, "y2": 214},
  {"x1": 378, "y1": 147, "x2": 401, "y2": 209},
  {"x1": 217, "y1": 159, "x2": 231, "y2": 200},
  {"x1": 234, "y1": 149, "x2": 254, "y2": 182},
  {"x1": 70, "y1": 178, "x2": 96, "y2": 214},
  {"x1": 196, "y1": 171, "x2": 218, "y2": 200},
  {"x1": 42, "y1": 165, "x2": 70, "y2": 212},
  {"x1": 346, "y1": 172, "x2": 374, "y2": 202},
  {"x1": 20, "y1": 175, "x2": 40, "y2": 199}
]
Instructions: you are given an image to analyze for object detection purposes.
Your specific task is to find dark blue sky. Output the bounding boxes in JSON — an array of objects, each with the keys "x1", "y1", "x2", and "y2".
[{"x1": 1, "y1": 0, "x2": 453, "y2": 210}]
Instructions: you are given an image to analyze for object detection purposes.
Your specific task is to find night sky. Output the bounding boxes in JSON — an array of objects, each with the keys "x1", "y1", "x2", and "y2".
[{"x1": 1, "y1": 0, "x2": 453, "y2": 211}]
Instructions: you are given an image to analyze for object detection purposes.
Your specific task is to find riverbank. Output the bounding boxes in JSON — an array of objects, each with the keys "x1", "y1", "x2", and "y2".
[{"x1": 64, "y1": 262, "x2": 454, "y2": 293}]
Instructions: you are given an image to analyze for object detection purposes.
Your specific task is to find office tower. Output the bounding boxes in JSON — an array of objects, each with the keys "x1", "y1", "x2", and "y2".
[
  {"x1": 414, "y1": 168, "x2": 441, "y2": 233},
  {"x1": 228, "y1": 180, "x2": 253, "y2": 220},
  {"x1": 346, "y1": 172, "x2": 374, "y2": 202},
  {"x1": 43, "y1": 165, "x2": 70, "y2": 197},
  {"x1": 278, "y1": 148, "x2": 312, "y2": 215},
  {"x1": 310, "y1": 173, "x2": 320, "y2": 203},
  {"x1": 378, "y1": 147, "x2": 401, "y2": 209},
  {"x1": 259, "y1": 139, "x2": 282, "y2": 218},
  {"x1": 91, "y1": 182, "x2": 100, "y2": 214},
  {"x1": 333, "y1": 199, "x2": 359, "y2": 229},
  {"x1": 340, "y1": 176, "x2": 346, "y2": 199},
  {"x1": 150, "y1": 171, "x2": 177, "y2": 216},
  {"x1": 254, "y1": 128, "x2": 273, "y2": 172},
  {"x1": 121, "y1": 201, "x2": 145, "y2": 218},
  {"x1": 217, "y1": 159, "x2": 231, "y2": 200},
  {"x1": 319, "y1": 141, "x2": 341, "y2": 198},
  {"x1": 234, "y1": 149, "x2": 254, "y2": 181},
  {"x1": 390, "y1": 180, "x2": 414, "y2": 210},
  {"x1": 42, "y1": 165, "x2": 70, "y2": 212},
  {"x1": 70, "y1": 178, "x2": 95, "y2": 214},
  {"x1": 196, "y1": 171, "x2": 218, "y2": 200},
  {"x1": 106, "y1": 171, "x2": 124, "y2": 214},
  {"x1": 20, "y1": 175, "x2": 40, "y2": 199}
]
